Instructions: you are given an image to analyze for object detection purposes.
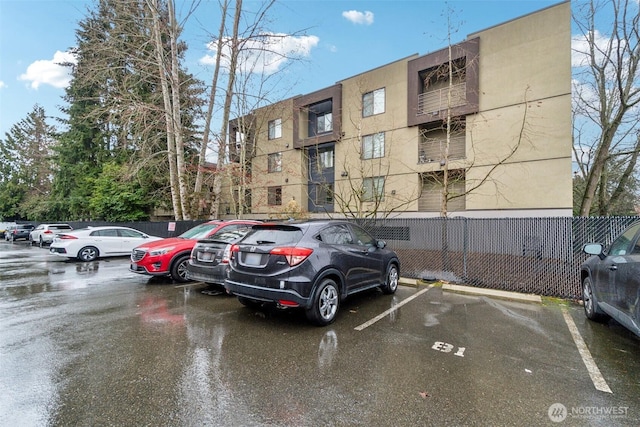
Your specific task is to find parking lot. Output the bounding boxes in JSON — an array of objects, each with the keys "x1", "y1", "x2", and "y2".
[{"x1": 0, "y1": 240, "x2": 638, "y2": 426}]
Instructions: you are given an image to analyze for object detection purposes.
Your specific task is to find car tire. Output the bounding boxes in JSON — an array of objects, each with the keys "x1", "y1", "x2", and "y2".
[
  {"x1": 380, "y1": 263, "x2": 399, "y2": 294},
  {"x1": 170, "y1": 254, "x2": 190, "y2": 282},
  {"x1": 306, "y1": 278, "x2": 340, "y2": 326},
  {"x1": 583, "y1": 276, "x2": 608, "y2": 322},
  {"x1": 78, "y1": 246, "x2": 99, "y2": 262}
]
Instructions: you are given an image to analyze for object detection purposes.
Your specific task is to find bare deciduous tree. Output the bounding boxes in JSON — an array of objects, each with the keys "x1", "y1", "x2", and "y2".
[{"x1": 573, "y1": 0, "x2": 640, "y2": 216}]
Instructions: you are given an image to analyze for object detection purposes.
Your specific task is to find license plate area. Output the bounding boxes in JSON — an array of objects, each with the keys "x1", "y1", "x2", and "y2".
[
  {"x1": 197, "y1": 252, "x2": 214, "y2": 262},
  {"x1": 243, "y1": 253, "x2": 262, "y2": 266}
]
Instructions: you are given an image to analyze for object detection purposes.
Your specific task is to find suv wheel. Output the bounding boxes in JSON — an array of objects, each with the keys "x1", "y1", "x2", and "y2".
[
  {"x1": 170, "y1": 254, "x2": 190, "y2": 282},
  {"x1": 583, "y1": 277, "x2": 608, "y2": 322},
  {"x1": 306, "y1": 278, "x2": 340, "y2": 326},
  {"x1": 380, "y1": 263, "x2": 399, "y2": 294}
]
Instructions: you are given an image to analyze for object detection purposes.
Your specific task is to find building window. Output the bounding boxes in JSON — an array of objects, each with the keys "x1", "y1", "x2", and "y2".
[
  {"x1": 315, "y1": 183, "x2": 334, "y2": 205},
  {"x1": 363, "y1": 88, "x2": 385, "y2": 117},
  {"x1": 419, "y1": 170, "x2": 465, "y2": 212},
  {"x1": 268, "y1": 186, "x2": 282, "y2": 206},
  {"x1": 268, "y1": 118, "x2": 282, "y2": 140},
  {"x1": 363, "y1": 177, "x2": 385, "y2": 202},
  {"x1": 308, "y1": 100, "x2": 333, "y2": 136},
  {"x1": 362, "y1": 132, "x2": 385, "y2": 159},
  {"x1": 268, "y1": 152, "x2": 282, "y2": 173},
  {"x1": 317, "y1": 112, "x2": 332, "y2": 134},
  {"x1": 318, "y1": 147, "x2": 334, "y2": 170}
]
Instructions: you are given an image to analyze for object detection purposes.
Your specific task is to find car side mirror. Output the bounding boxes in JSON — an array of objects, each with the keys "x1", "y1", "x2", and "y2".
[
  {"x1": 583, "y1": 243, "x2": 605, "y2": 259},
  {"x1": 376, "y1": 240, "x2": 387, "y2": 249}
]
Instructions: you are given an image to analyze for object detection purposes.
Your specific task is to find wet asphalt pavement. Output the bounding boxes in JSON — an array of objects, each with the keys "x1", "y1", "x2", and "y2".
[{"x1": 1, "y1": 240, "x2": 639, "y2": 426}]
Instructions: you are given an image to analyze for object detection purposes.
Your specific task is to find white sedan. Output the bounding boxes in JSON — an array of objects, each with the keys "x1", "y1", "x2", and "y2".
[{"x1": 50, "y1": 226, "x2": 163, "y2": 262}]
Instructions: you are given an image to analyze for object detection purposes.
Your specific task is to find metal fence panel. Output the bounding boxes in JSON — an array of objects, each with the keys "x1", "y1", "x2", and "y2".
[
  {"x1": 60, "y1": 216, "x2": 639, "y2": 299},
  {"x1": 361, "y1": 216, "x2": 639, "y2": 299}
]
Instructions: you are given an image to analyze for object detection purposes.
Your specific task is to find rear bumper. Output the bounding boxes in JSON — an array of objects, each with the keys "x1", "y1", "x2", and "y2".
[
  {"x1": 186, "y1": 263, "x2": 226, "y2": 285},
  {"x1": 10, "y1": 234, "x2": 30, "y2": 240},
  {"x1": 224, "y1": 279, "x2": 310, "y2": 307}
]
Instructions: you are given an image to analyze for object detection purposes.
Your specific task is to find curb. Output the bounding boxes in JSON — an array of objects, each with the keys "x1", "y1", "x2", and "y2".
[
  {"x1": 441, "y1": 283, "x2": 542, "y2": 303},
  {"x1": 399, "y1": 277, "x2": 542, "y2": 303}
]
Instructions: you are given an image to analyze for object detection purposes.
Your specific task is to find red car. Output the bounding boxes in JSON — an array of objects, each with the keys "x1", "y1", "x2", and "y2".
[{"x1": 130, "y1": 220, "x2": 261, "y2": 282}]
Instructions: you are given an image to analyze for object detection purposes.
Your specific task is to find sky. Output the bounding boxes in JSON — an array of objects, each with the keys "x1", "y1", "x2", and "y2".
[{"x1": 0, "y1": 0, "x2": 562, "y2": 138}]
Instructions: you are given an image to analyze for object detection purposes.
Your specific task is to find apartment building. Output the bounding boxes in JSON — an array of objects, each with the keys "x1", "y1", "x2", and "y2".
[{"x1": 223, "y1": 1, "x2": 572, "y2": 219}]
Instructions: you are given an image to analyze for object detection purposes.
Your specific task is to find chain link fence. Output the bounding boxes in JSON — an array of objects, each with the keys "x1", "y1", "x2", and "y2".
[
  {"x1": 362, "y1": 216, "x2": 639, "y2": 299},
  {"x1": 61, "y1": 216, "x2": 638, "y2": 299}
]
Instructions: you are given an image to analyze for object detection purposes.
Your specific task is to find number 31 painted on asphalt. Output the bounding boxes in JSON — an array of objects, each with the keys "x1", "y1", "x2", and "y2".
[{"x1": 432, "y1": 341, "x2": 466, "y2": 357}]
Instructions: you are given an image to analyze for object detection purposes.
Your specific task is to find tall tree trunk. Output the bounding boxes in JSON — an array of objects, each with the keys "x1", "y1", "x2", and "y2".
[
  {"x1": 211, "y1": 0, "x2": 242, "y2": 219},
  {"x1": 167, "y1": 0, "x2": 189, "y2": 219},
  {"x1": 195, "y1": 0, "x2": 228, "y2": 215},
  {"x1": 149, "y1": 0, "x2": 181, "y2": 220}
]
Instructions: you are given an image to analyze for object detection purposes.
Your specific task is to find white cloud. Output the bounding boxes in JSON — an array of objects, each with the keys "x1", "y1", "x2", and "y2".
[
  {"x1": 200, "y1": 33, "x2": 319, "y2": 75},
  {"x1": 342, "y1": 10, "x2": 374, "y2": 25},
  {"x1": 571, "y1": 30, "x2": 617, "y2": 68},
  {"x1": 19, "y1": 50, "x2": 76, "y2": 89},
  {"x1": 0, "y1": 81, "x2": 6, "y2": 89}
]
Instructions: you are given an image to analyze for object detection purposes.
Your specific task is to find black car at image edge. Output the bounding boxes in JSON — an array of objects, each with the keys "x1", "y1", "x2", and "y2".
[
  {"x1": 224, "y1": 220, "x2": 400, "y2": 326},
  {"x1": 581, "y1": 220, "x2": 640, "y2": 337}
]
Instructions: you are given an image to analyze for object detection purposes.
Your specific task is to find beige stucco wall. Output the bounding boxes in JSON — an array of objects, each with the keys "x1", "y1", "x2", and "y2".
[
  {"x1": 333, "y1": 57, "x2": 423, "y2": 214},
  {"x1": 465, "y1": 1, "x2": 572, "y2": 212}
]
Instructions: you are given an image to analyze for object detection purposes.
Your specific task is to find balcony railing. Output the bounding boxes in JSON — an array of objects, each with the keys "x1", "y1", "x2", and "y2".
[
  {"x1": 418, "y1": 134, "x2": 466, "y2": 163},
  {"x1": 417, "y1": 82, "x2": 467, "y2": 116}
]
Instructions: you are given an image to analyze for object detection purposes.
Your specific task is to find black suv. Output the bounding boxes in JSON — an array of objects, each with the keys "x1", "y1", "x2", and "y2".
[
  {"x1": 224, "y1": 220, "x2": 400, "y2": 326},
  {"x1": 5, "y1": 224, "x2": 35, "y2": 242}
]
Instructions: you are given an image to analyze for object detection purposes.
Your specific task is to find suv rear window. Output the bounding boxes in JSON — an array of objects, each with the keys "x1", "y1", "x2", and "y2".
[
  {"x1": 51, "y1": 225, "x2": 72, "y2": 230},
  {"x1": 242, "y1": 226, "x2": 303, "y2": 246},
  {"x1": 206, "y1": 228, "x2": 252, "y2": 243}
]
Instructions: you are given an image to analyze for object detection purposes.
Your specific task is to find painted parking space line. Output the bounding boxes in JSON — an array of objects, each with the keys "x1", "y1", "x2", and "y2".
[
  {"x1": 561, "y1": 307, "x2": 612, "y2": 393},
  {"x1": 355, "y1": 285, "x2": 434, "y2": 331}
]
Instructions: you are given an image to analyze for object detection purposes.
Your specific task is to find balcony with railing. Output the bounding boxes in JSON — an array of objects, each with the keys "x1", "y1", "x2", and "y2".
[
  {"x1": 417, "y1": 82, "x2": 467, "y2": 116},
  {"x1": 418, "y1": 134, "x2": 466, "y2": 164}
]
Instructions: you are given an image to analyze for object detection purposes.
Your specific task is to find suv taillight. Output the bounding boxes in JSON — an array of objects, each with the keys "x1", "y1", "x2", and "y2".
[
  {"x1": 229, "y1": 245, "x2": 313, "y2": 266},
  {"x1": 270, "y1": 247, "x2": 313, "y2": 266}
]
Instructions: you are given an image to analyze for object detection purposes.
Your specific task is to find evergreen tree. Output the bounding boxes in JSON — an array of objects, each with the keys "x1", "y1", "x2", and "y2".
[
  {"x1": 51, "y1": 0, "x2": 204, "y2": 220},
  {"x1": 0, "y1": 105, "x2": 57, "y2": 220}
]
